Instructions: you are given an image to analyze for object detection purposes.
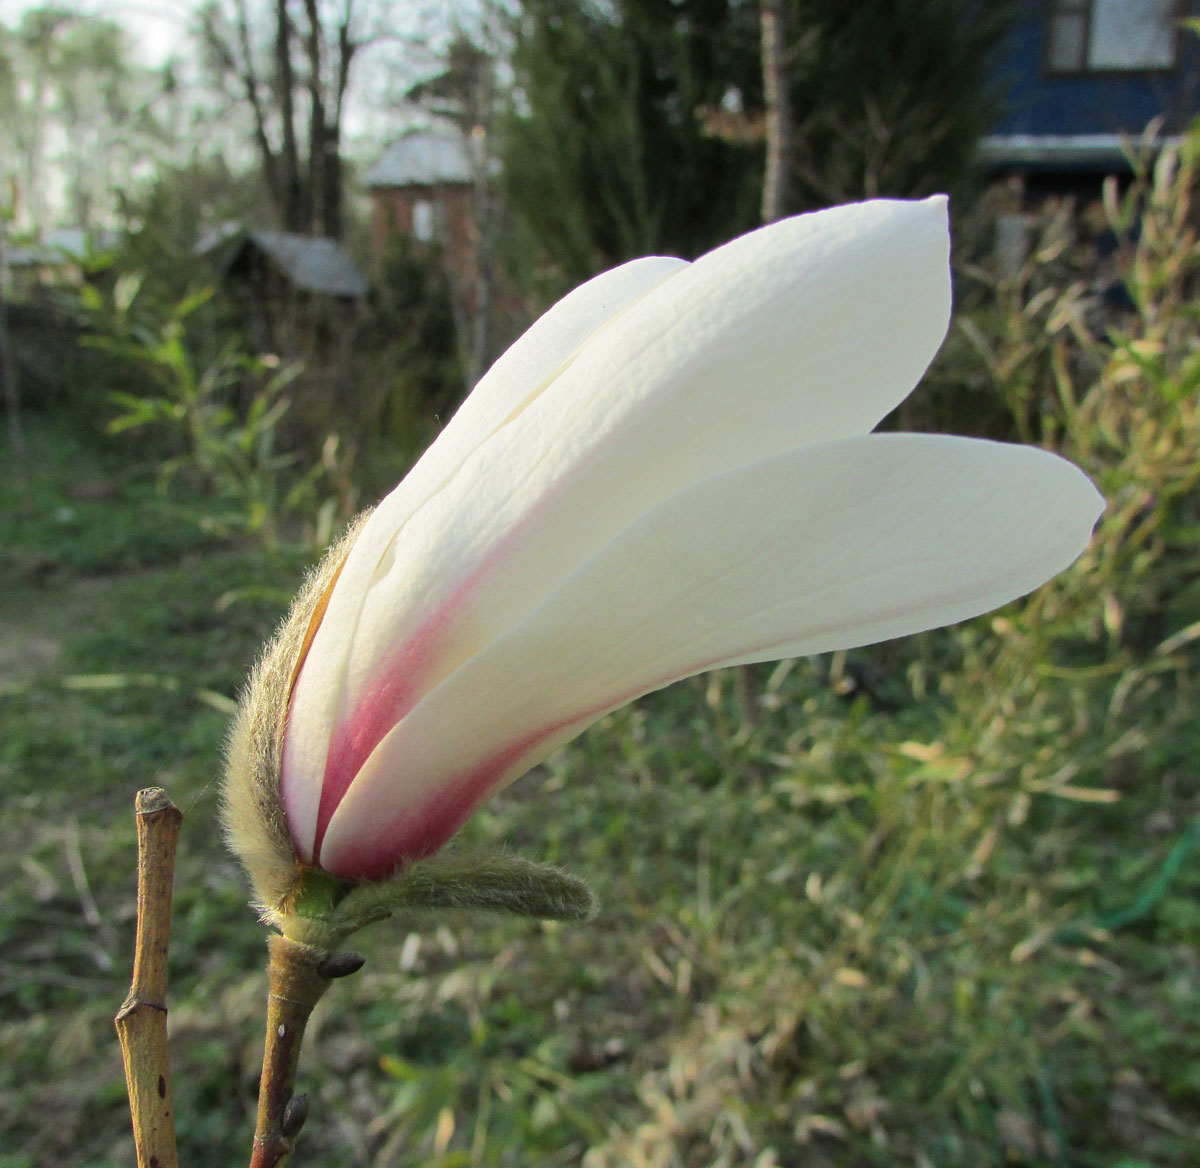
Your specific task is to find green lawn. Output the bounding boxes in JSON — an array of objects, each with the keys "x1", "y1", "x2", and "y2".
[{"x1": 2, "y1": 416, "x2": 1197, "y2": 1168}]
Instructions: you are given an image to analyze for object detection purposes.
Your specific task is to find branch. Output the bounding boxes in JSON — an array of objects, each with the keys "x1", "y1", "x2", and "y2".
[
  {"x1": 232, "y1": 0, "x2": 282, "y2": 207},
  {"x1": 115, "y1": 788, "x2": 183, "y2": 1168},
  {"x1": 249, "y1": 936, "x2": 363, "y2": 1168},
  {"x1": 332, "y1": 5, "x2": 358, "y2": 123}
]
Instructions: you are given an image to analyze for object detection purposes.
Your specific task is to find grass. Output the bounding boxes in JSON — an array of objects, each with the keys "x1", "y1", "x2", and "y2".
[{"x1": 2, "y1": 412, "x2": 1197, "y2": 1168}]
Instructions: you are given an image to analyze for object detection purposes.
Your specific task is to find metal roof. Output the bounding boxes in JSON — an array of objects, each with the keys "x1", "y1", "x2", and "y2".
[
  {"x1": 365, "y1": 130, "x2": 475, "y2": 187},
  {"x1": 200, "y1": 228, "x2": 369, "y2": 297},
  {"x1": 248, "y1": 231, "x2": 369, "y2": 297}
]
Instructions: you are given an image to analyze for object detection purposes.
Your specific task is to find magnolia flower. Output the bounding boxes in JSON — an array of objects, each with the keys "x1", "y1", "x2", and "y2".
[{"x1": 225, "y1": 197, "x2": 1102, "y2": 907}]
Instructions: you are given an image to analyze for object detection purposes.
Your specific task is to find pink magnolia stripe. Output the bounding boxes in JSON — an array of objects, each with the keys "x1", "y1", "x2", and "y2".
[
  {"x1": 308, "y1": 487, "x2": 559, "y2": 857},
  {"x1": 310, "y1": 615, "x2": 444, "y2": 858},
  {"x1": 320, "y1": 625, "x2": 818, "y2": 876},
  {"x1": 306, "y1": 543, "x2": 510, "y2": 858},
  {"x1": 325, "y1": 727, "x2": 565, "y2": 878},
  {"x1": 307, "y1": 441, "x2": 607, "y2": 857}
]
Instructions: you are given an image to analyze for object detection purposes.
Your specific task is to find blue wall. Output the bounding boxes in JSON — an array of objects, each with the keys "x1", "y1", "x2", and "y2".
[{"x1": 990, "y1": 2, "x2": 1200, "y2": 137}]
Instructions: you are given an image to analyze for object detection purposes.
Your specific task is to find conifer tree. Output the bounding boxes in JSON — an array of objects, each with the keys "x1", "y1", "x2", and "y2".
[{"x1": 501, "y1": 0, "x2": 1014, "y2": 288}]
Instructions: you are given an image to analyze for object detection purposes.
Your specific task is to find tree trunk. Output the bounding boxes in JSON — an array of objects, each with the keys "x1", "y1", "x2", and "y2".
[
  {"x1": 275, "y1": 0, "x2": 306, "y2": 232},
  {"x1": 300, "y1": 0, "x2": 327, "y2": 236},
  {"x1": 760, "y1": 0, "x2": 792, "y2": 224},
  {"x1": 324, "y1": 7, "x2": 357, "y2": 241},
  {"x1": 0, "y1": 222, "x2": 28, "y2": 479},
  {"x1": 229, "y1": 0, "x2": 283, "y2": 213},
  {"x1": 321, "y1": 128, "x2": 343, "y2": 241}
]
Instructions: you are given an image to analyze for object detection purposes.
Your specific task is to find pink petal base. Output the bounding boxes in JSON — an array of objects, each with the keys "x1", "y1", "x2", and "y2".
[
  {"x1": 303, "y1": 493, "x2": 560, "y2": 862},
  {"x1": 309, "y1": 618, "x2": 445, "y2": 860},
  {"x1": 314, "y1": 635, "x2": 817, "y2": 878},
  {"x1": 316, "y1": 729, "x2": 555, "y2": 879}
]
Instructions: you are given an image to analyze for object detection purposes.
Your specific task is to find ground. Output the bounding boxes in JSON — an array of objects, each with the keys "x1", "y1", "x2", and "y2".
[{"x1": 2, "y1": 417, "x2": 1198, "y2": 1168}]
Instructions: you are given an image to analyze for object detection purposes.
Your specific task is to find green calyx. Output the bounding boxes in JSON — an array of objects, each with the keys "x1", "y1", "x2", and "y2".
[{"x1": 289, "y1": 867, "x2": 357, "y2": 921}]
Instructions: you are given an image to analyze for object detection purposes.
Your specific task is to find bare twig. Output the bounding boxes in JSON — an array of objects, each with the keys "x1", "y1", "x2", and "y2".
[
  {"x1": 115, "y1": 788, "x2": 183, "y2": 1168},
  {"x1": 249, "y1": 935, "x2": 363, "y2": 1168}
]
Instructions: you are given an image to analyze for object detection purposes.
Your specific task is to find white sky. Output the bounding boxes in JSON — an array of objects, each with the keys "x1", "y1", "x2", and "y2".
[
  {"x1": 1, "y1": 0, "x2": 193, "y2": 65},
  {"x1": 1, "y1": 0, "x2": 494, "y2": 226},
  {"x1": 0, "y1": 0, "x2": 474, "y2": 156}
]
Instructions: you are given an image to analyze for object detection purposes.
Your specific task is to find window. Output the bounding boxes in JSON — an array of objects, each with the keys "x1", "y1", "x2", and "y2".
[
  {"x1": 1047, "y1": 0, "x2": 1089, "y2": 71},
  {"x1": 412, "y1": 199, "x2": 436, "y2": 242},
  {"x1": 1046, "y1": 0, "x2": 1178, "y2": 73}
]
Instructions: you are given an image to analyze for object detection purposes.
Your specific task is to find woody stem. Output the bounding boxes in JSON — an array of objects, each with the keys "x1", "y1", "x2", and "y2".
[
  {"x1": 249, "y1": 935, "x2": 363, "y2": 1168},
  {"x1": 114, "y1": 787, "x2": 183, "y2": 1168}
]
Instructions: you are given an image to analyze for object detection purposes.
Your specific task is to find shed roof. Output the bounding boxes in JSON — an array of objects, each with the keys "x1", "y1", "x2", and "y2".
[
  {"x1": 365, "y1": 130, "x2": 475, "y2": 187},
  {"x1": 202, "y1": 228, "x2": 369, "y2": 297},
  {"x1": 249, "y1": 231, "x2": 369, "y2": 297}
]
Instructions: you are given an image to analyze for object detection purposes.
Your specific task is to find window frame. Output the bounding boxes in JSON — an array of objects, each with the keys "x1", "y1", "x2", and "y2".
[{"x1": 1043, "y1": 0, "x2": 1184, "y2": 77}]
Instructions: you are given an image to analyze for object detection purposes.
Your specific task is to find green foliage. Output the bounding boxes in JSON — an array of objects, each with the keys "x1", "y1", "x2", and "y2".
[
  {"x1": 501, "y1": 0, "x2": 1014, "y2": 291},
  {"x1": 502, "y1": 0, "x2": 763, "y2": 286},
  {"x1": 80, "y1": 277, "x2": 338, "y2": 551},
  {"x1": 350, "y1": 236, "x2": 464, "y2": 481},
  {"x1": 569, "y1": 131, "x2": 1200, "y2": 1168},
  {"x1": 117, "y1": 157, "x2": 271, "y2": 304},
  {"x1": 783, "y1": 0, "x2": 1016, "y2": 206},
  {"x1": 0, "y1": 427, "x2": 217, "y2": 576}
]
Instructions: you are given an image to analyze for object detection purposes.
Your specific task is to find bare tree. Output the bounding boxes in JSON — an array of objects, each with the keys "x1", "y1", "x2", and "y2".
[
  {"x1": 0, "y1": 9, "x2": 160, "y2": 232},
  {"x1": 198, "y1": 0, "x2": 364, "y2": 238}
]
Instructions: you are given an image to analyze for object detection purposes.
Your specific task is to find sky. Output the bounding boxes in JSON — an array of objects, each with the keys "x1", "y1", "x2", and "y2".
[
  {"x1": 0, "y1": 0, "x2": 477, "y2": 194},
  {"x1": 1, "y1": 0, "x2": 475, "y2": 71},
  {"x1": 1, "y1": 0, "x2": 193, "y2": 65}
]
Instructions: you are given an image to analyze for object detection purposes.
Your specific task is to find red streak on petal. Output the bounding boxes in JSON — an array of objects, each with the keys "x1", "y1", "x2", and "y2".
[
  {"x1": 317, "y1": 655, "x2": 671, "y2": 879},
  {"x1": 320, "y1": 732, "x2": 545, "y2": 880},
  {"x1": 313, "y1": 617, "x2": 854, "y2": 876},
  {"x1": 309, "y1": 613, "x2": 446, "y2": 859},
  {"x1": 306, "y1": 474, "x2": 606, "y2": 868},
  {"x1": 307, "y1": 500, "x2": 554, "y2": 862}
]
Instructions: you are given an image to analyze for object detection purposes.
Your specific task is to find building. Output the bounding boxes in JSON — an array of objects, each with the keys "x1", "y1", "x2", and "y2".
[
  {"x1": 364, "y1": 128, "x2": 481, "y2": 288},
  {"x1": 3, "y1": 227, "x2": 119, "y2": 300},
  {"x1": 982, "y1": 0, "x2": 1200, "y2": 175},
  {"x1": 200, "y1": 226, "x2": 368, "y2": 354},
  {"x1": 199, "y1": 227, "x2": 370, "y2": 439}
]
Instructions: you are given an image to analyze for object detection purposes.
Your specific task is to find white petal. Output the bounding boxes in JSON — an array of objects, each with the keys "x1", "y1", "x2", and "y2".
[
  {"x1": 319, "y1": 433, "x2": 1101, "y2": 875},
  {"x1": 338, "y1": 199, "x2": 952, "y2": 755},
  {"x1": 369, "y1": 253, "x2": 691, "y2": 537},
  {"x1": 281, "y1": 256, "x2": 686, "y2": 858}
]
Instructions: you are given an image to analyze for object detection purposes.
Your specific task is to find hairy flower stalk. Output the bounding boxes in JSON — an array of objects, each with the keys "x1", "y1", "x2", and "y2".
[{"x1": 224, "y1": 196, "x2": 1101, "y2": 1162}]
